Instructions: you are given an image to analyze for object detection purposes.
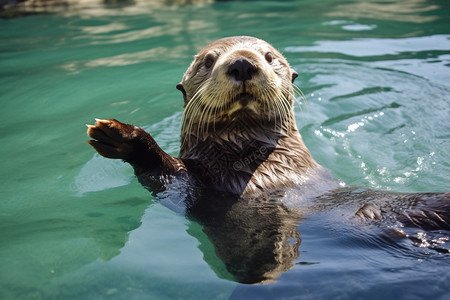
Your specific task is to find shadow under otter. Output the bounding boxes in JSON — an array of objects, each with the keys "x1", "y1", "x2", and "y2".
[{"x1": 86, "y1": 36, "x2": 449, "y2": 284}]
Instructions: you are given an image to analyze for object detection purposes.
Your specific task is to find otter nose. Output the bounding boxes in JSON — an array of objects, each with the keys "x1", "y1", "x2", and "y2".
[{"x1": 228, "y1": 59, "x2": 256, "y2": 82}]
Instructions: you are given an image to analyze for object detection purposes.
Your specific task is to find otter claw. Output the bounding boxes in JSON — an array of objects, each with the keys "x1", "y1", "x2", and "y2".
[
  {"x1": 94, "y1": 118, "x2": 110, "y2": 125},
  {"x1": 86, "y1": 124, "x2": 96, "y2": 137}
]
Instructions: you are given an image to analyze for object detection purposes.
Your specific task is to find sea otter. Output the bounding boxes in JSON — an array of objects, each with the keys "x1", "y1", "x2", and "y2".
[
  {"x1": 87, "y1": 36, "x2": 328, "y2": 195},
  {"x1": 86, "y1": 36, "x2": 449, "y2": 228}
]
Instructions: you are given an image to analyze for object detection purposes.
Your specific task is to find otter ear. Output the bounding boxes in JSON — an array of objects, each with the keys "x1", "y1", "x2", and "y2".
[
  {"x1": 176, "y1": 83, "x2": 187, "y2": 102},
  {"x1": 291, "y1": 70, "x2": 298, "y2": 83}
]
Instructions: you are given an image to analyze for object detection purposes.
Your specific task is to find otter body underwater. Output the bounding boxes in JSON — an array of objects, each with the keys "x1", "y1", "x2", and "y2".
[{"x1": 87, "y1": 36, "x2": 449, "y2": 240}]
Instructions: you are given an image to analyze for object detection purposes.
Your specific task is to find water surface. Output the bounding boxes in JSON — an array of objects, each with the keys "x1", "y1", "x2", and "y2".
[{"x1": 1, "y1": 0, "x2": 449, "y2": 299}]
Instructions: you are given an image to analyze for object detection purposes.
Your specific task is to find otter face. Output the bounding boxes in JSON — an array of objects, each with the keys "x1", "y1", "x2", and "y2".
[{"x1": 178, "y1": 36, "x2": 299, "y2": 141}]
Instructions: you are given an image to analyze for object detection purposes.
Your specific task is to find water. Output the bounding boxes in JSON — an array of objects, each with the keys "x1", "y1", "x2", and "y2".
[{"x1": 1, "y1": 0, "x2": 449, "y2": 298}]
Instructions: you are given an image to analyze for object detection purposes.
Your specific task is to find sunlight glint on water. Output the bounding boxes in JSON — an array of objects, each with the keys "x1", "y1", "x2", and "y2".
[{"x1": 0, "y1": 0, "x2": 449, "y2": 299}]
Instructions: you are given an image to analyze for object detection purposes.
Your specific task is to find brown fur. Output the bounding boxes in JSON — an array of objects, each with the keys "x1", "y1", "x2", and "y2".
[{"x1": 87, "y1": 36, "x2": 321, "y2": 196}]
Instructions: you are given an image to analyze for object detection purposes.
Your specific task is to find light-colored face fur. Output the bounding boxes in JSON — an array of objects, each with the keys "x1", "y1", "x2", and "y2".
[{"x1": 178, "y1": 36, "x2": 299, "y2": 144}]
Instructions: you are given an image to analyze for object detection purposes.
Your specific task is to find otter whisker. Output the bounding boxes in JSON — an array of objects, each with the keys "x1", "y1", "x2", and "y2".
[
  {"x1": 183, "y1": 78, "x2": 215, "y2": 145},
  {"x1": 197, "y1": 100, "x2": 211, "y2": 139},
  {"x1": 203, "y1": 97, "x2": 216, "y2": 137},
  {"x1": 183, "y1": 98, "x2": 204, "y2": 146},
  {"x1": 262, "y1": 90, "x2": 270, "y2": 120},
  {"x1": 279, "y1": 85, "x2": 296, "y2": 114},
  {"x1": 272, "y1": 92, "x2": 285, "y2": 132},
  {"x1": 183, "y1": 99, "x2": 200, "y2": 145},
  {"x1": 270, "y1": 87, "x2": 289, "y2": 132},
  {"x1": 276, "y1": 96, "x2": 288, "y2": 130},
  {"x1": 266, "y1": 90, "x2": 275, "y2": 125},
  {"x1": 293, "y1": 83, "x2": 306, "y2": 102},
  {"x1": 208, "y1": 85, "x2": 225, "y2": 135},
  {"x1": 275, "y1": 90, "x2": 293, "y2": 132},
  {"x1": 286, "y1": 83, "x2": 305, "y2": 114},
  {"x1": 263, "y1": 81, "x2": 281, "y2": 127}
]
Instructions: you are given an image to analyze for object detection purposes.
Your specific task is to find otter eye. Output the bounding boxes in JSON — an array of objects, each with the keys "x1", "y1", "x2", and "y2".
[
  {"x1": 265, "y1": 52, "x2": 273, "y2": 64},
  {"x1": 204, "y1": 54, "x2": 215, "y2": 69}
]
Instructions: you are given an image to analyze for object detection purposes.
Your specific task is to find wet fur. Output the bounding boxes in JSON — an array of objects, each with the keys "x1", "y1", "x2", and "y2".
[
  {"x1": 88, "y1": 36, "x2": 320, "y2": 196},
  {"x1": 86, "y1": 36, "x2": 449, "y2": 238}
]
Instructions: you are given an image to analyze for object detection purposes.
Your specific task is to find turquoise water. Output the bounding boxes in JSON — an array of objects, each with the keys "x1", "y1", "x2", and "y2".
[{"x1": 1, "y1": 0, "x2": 450, "y2": 299}]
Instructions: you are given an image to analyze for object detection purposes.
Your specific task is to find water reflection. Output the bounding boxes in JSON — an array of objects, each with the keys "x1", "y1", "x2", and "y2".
[
  {"x1": 285, "y1": 35, "x2": 450, "y2": 57},
  {"x1": 1, "y1": 0, "x2": 212, "y2": 18},
  {"x1": 62, "y1": 45, "x2": 189, "y2": 72},
  {"x1": 184, "y1": 189, "x2": 303, "y2": 284},
  {"x1": 326, "y1": 0, "x2": 440, "y2": 23},
  {"x1": 158, "y1": 184, "x2": 450, "y2": 284}
]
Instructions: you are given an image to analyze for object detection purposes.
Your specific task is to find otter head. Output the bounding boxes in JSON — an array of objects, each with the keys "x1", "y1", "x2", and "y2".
[{"x1": 177, "y1": 36, "x2": 299, "y2": 147}]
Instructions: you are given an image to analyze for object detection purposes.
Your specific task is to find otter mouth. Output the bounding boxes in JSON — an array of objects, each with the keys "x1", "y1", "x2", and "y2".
[
  {"x1": 232, "y1": 93, "x2": 256, "y2": 106},
  {"x1": 227, "y1": 92, "x2": 264, "y2": 118}
]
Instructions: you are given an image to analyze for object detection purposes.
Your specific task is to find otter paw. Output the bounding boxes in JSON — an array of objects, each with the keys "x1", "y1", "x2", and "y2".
[{"x1": 86, "y1": 118, "x2": 138, "y2": 159}]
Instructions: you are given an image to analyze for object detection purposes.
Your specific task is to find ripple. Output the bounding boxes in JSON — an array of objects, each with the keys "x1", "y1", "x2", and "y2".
[
  {"x1": 329, "y1": 87, "x2": 395, "y2": 102},
  {"x1": 61, "y1": 45, "x2": 188, "y2": 73},
  {"x1": 286, "y1": 35, "x2": 450, "y2": 57},
  {"x1": 80, "y1": 22, "x2": 129, "y2": 34},
  {"x1": 296, "y1": 59, "x2": 450, "y2": 192}
]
